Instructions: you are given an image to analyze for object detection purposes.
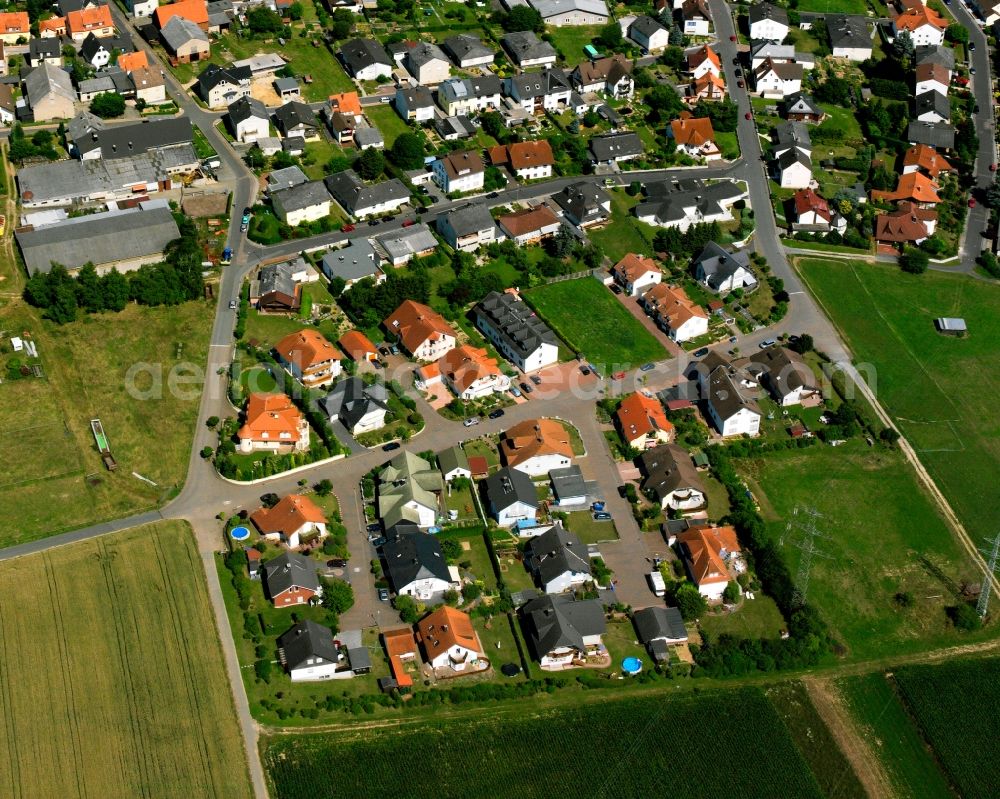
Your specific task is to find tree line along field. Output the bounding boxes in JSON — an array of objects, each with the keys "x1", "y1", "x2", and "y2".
[
  {"x1": 0, "y1": 299, "x2": 212, "y2": 547},
  {"x1": 742, "y1": 440, "x2": 988, "y2": 661},
  {"x1": 262, "y1": 688, "x2": 823, "y2": 799},
  {"x1": 893, "y1": 658, "x2": 1000, "y2": 799},
  {"x1": 796, "y1": 258, "x2": 1000, "y2": 547},
  {"x1": 524, "y1": 277, "x2": 668, "y2": 368},
  {"x1": 0, "y1": 522, "x2": 252, "y2": 798}
]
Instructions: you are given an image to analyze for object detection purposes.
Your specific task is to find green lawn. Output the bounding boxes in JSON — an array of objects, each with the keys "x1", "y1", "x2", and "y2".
[
  {"x1": 524, "y1": 278, "x2": 668, "y2": 368},
  {"x1": 588, "y1": 189, "x2": 656, "y2": 262},
  {"x1": 562, "y1": 510, "x2": 619, "y2": 544},
  {"x1": 700, "y1": 594, "x2": 786, "y2": 640},
  {"x1": 741, "y1": 440, "x2": 989, "y2": 660},
  {"x1": 545, "y1": 25, "x2": 601, "y2": 63},
  {"x1": 838, "y1": 672, "x2": 954, "y2": 799},
  {"x1": 364, "y1": 105, "x2": 413, "y2": 148},
  {"x1": 816, "y1": 104, "x2": 864, "y2": 145},
  {"x1": 716, "y1": 131, "x2": 740, "y2": 160},
  {"x1": 797, "y1": 258, "x2": 1000, "y2": 548}
]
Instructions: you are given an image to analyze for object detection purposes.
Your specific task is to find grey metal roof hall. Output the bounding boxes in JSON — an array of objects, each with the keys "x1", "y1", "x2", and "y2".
[{"x1": 473, "y1": 290, "x2": 558, "y2": 361}]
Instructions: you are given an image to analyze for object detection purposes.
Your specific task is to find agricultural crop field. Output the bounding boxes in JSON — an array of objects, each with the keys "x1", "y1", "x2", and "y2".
[
  {"x1": 838, "y1": 673, "x2": 953, "y2": 798},
  {"x1": 0, "y1": 522, "x2": 252, "y2": 798},
  {"x1": 893, "y1": 658, "x2": 1000, "y2": 799},
  {"x1": 263, "y1": 688, "x2": 822, "y2": 799},
  {"x1": 0, "y1": 300, "x2": 212, "y2": 546},
  {"x1": 743, "y1": 440, "x2": 985, "y2": 659},
  {"x1": 524, "y1": 278, "x2": 668, "y2": 368},
  {"x1": 797, "y1": 258, "x2": 1000, "y2": 545}
]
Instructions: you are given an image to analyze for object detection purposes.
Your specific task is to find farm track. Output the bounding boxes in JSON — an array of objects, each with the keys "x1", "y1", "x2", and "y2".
[{"x1": 803, "y1": 677, "x2": 896, "y2": 799}]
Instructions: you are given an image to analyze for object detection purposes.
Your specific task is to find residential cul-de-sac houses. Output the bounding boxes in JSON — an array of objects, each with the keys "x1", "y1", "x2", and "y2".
[
  {"x1": 438, "y1": 75, "x2": 503, "y2": 116},
  {"x1": 416, "y1": 344, "x2": 511, "y2": 400},
  {"x1": 875, "y1": 202, "x2": 937, "y2": 246},
  {"x1": 318, "y1": 376, "x2": 389, "y2": 435},
  {"x1": 274, "y1": 101, "x2": 319, "y2": 140},
  {"x1": 378, "y1": 452, "x2": 444, "y2": 529},
  {"x1": 238, "y1": 392, "x2": 310, "y2": 454},
  {"x1": 549, "y1": 465, "x2": 588, "y2": 507},
  {"x1": 432, "y1": 150, "x2": 485, "y2": 194},
  {"x1": 616, "y1": 392, "x2": 674, "y2": 451},
  {"x1": 915, "y1": 90, "x2": 950, "y2": 124},
  {"x1": 891, "y1": 0, "x2": 946, "y2": 46},
  {"x1": 227, "y1": 96, "x2": 269, "y2": 143},
  {"x1": 484, "y1": 466, "x2": 538, "y2": 527},
  {"x1": 521, "y1": 594, "x2": 606, "y2": 669},
  {"x1": 501, "y1": 418, "x2": 573, "y2": 477},
  {"x1": 320, "y1": 238, "x2": 383, "y2": 288},
  {"x1": 262, "y1": 552, "x2": 322, "y2": 607},
  {"x1": 687, "y1": 44, "x2": 721, "y2": 79},
  {"x1": 643, "y1": 282, "x2": 709, "y2": 342},
  {"x1": 915, "y1": 62, "x2": 949, "y2": 97},
  {"x1": 324, "y1": 170, "x2": 410, "y2": 219},
  {"x1": 416, "y1": 607, "x2": 485, "y2": 674},
  {"x1": 524, "y1": 524, "x2": 592, "y2": 594},
  {"x1": 571, "y1": 53, "x2": 633, "y2": 99},
  {"x1": 277, "y1": 620, "x2": 342, "y2": 681},
  {"x1": 753, "y1": 57, "x2": 802, "y2": 98},
  {"x1": 497, "y1": 205, "x2": 562, "y2": 245},
  {"x1": 792, "y1": 187, "x2": 846, "y2": 234},
  {"x1": 473, "y1": 290, "x2": 559, "y2": 373},
  {"x1": 338, "y1": 331, "x2": 378, "y2": 364},
  {"x1": 669, "y1": 112, "x2": 720, "y2": 160},
  {"x1": 777, "y1": 147, "x2": 813, "y2": 189},
  {"x1": 634, "y1": 180, "x2": 746, "y2": 231},
  {"x1": 338, "y1": 38, "x2": 392, "y2": 80},
  {"x1": 438, "y1": 446, "x2": 471, "y2": 483},
  {"x1": 442, "y1": 33, "x2": 495, "y2": 68},
  {"x1": 589, "y1": 131, "x2": 644, "y2": 165},
  {"x1": 394, "y1": 86, "x2": 435, "y2": 122},
  {"x1": 697, "y1": 355, "x2": 762, "y2": 437},
  {"x1": 405, "y1": 41, "x2": 450, "y2": 85},
  {"x1": 639, "y1": 443, "x2": 706, "y2": 510},
  {"x1": 384, "y1": 299, "x2": 457, "y2": 361},
  {"x1": 692, "y1": 241, "x2": 757, "y2": 294},
  {"x1": 436, "y1": 203, "x2": 496, "y2": 252},
  {"x1": 274, "y1": 329, "x2": 343, "y2": 389},
  {"x1": 611, "y1": 252, "x2": 662, "y2": 297},
  {"x1": 903, "y1": 143, "x2": 953, "y2": 178},
  {"x1": 681, "y1": 0, "x2": 712, "y2": 35},
  {"x1": 373, "y1": 224, "x2": 438, "y2": 266},
  {"x1": 501, "y1": 31, "x2": 557, "y2": 68},
  {"x1": 271, "y1": 181, "x2": 332, "y2": 226},
  {"x1": 634, "y1": 606, "x2": 688, "y2": 661},
  {"x1": 748, "y1": 1, "x2": 789, "y2": 41},
  {"x1": 250, "y1": 493, "x2": 328, "y2": 549}
]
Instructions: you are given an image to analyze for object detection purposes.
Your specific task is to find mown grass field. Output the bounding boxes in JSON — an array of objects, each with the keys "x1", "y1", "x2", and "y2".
[
  {"x1": 798, "y1": 258, "x2": 1000, "y2": 545},
  {"x1": 263, "y1": 688, "x2": 822, "y2": 799},
  {"x1": 524, "y1": 278, "x2": 667, "y2": 367},
  {"x1": 0, "y1": 522, "x2": 252, "y2": 797},
  {"x1": 0, "y1": 299, "x2": 212, "y2": 546},
  {"x1": 893, "y1": 658, "x2": 1000, "y2": 799},
  {"x1": 742, "y1": 440, "x2": 986, "y2": 660},
  {"x1": 587, "y1": 189, "x2": 656, "y2": 262},
  {"x1": 838, "y1": 672, "x2": 953, "y2": 798}
]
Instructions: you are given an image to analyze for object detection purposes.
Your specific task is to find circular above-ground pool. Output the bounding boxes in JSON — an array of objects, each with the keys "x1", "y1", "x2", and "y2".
[
  {"x1": 500, "y1": 663, "x2": 521, "y2": 677},
  {"x1": 230, "y1": 526, "x2": 250, "y2": 541},
  {"x1": 622, "y1": 657, "x2": 643, "y2": 675}
]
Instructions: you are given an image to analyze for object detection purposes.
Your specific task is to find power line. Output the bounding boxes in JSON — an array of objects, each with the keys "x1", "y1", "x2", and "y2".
[
  {"x1": 976, "y1": 533, "x2": 1000, "y2": 618},
  {"x1": 785, "y1": 506, "x2": 833, "y2": 607}
]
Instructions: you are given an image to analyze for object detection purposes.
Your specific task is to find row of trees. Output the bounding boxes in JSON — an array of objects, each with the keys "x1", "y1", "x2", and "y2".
[{"x1": 23, "y1": 216, "x2": 205, "y2": 324}]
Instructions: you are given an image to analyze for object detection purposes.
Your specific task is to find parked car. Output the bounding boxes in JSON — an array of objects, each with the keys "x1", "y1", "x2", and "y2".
[
  {"x1": 378, "y1": 588, "x2": 390, "y2": 601},
  {"x1": 693, "y1": 347, "x2": 710, "y2": 357},
  {"x1": 328, "y1": 558, "x2": 348, "y2": 568},
  {"x1": 520, "y1": 381, "x2": 533, "y2": 394},
  {"x1": 366, "y1": 523, "x2": 382, "y2": 534},
  {"x1": 729, "y1": 34, "x2": 736, "y2": 41},
  {"x1": 969, "y1": 197, "x2": 977, "y2": 208},
  {"x1": 229, "y1": 300, "x2": 237, "y2": 310},
  {"x1": 580, "y1": 365, "x2": 591, "y2": 375},
  {"x1": 242, "y1": 207, "x2": 252, "y2": 224},
  {"x1": 368, "y1": 219, "x2": 380, "y2": 226},
  {"x1": 729, "y1": 335, "x2": 737, "y2": 343},
  {"x1": 530, "y1": 374, "x2": 542, "y2": 385},
  {"x1": 737, "y1": 80, "x2": 744, "y2": 88},
  {"x1": 389, "y1": 344, "x2": 399, "y2": 355},
  {"x1": 510, "y1": 386, "x2": 522, "y2": 397},
  {"x1": 744, "y1": 111, "x2": 751, "y2": 119},
  {"x1": 640, "y1": 362, "x2": 655, "y2": 372},
  {"x1": 488, "y1": 408, "x2": 505, "y2": 419},
  {"x1": 612, "y1": 371, "x2": 626, "y2": 380},
  {"x1": 370, "y1": 536, "x2": 386, "y2": 549},
  {"x1": 610, "y1": 284, "x2": 622, "y2": 294},
  {"x1": 402, "y1": 219, "x2": 415, "y2": 227},
  {"x1": 372, "y1": 359, "x2": 384, "y2": 369},
  {"x1": 734, "y1": 67, "x2": 742, "y2": 77},
  {"x1": 382, "y1": 441, "x2": 400, "y2": 451},
  {"x1": 342, "y1": 223, "x2": 355, "y2": 232},
  {"x1": 593, "y1": 511, "x2": 612, "y2": 521},
  {"x1": 463, "y1": 417, "x2": 480, "y2": 427},
  {"x1": 760, "y1": 338, "x2": 776, "y2": 349}
]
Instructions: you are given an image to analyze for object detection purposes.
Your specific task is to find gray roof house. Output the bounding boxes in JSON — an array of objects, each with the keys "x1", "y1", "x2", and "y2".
[
  {"x1": 436, "y1": 202, "x2": 496, "y2": 252},
  {"x1": 381, "y1": 523, "x2": 453, "y2": 597},
  {"x1": 354, "y1": 126, "x2": 384, "y2": 150},
  {"x1": 523, "y1": 523, "x2": 592, "y2": 593},
  {"x1": 277, "y1": 620, "x2": 341, "y2": 676},
  {"x1": 915, "y1": 90, "x2": 950, "y2": 123},
  {"x1": 549, "y1": 465, "x2": 588, "y2": 506},
  {"x1": 638, "y1": 443, "x2": 706, "y2": 511},
  {"x1": 273, "y1": 100, "x2": 319, "y2": 138},
  {"x1": 521, "y1": 594, "x2": 606, "y2": 666},
  {"x1": 501, "y1": 31, "x2": 558, "y2": 67},
  {"x1": 324, "y1": 170, "x2": 410, "y2": 218},
  {"x1": 783, "y1": 92, "x2": 823, "y2": 121},
  {"x1": 907, "y1": 120, "x2": 955, "y2": 149},
  {"x1": 160, "y1": 16, "x2": 209, "y2": 56},
  {"x1": 589, "y1": 131, "x2": 644, "y2": 164},
  {"x1": 271, "y1": 180, "x2": 331, "y2": 223},
  {"x1": 483, "y1": 466, "x2": 537, "y2": 527},
  {"x1": 317, "y1": 376, "x2": 389, "y2": 435},
  {"x1": 69, "y1": 116, "x2": 193, "y2": 160},
  {"x1": 827, "y1": 14, "x2": 872, "y2": 59},
  {"x1": 437, "y1": 445, "x2": 470, "y2": 482},
  {"x1": 405, "y1": 41, "x2": 449, "y2": 84},
  {"x1": 28, "y1": 37, "x2": 62, "y2": 67},
  {"x1": 338, "y1": 38, "x2": 392, "y2": 79},
  {"x1": 24, "y1": 63, "x2": 76, "y2": 121},
  {"x1": 262, "y1": 551, "x2": 321, "y2": 603},
  {"x1": 435, "y1": 114, "x2": 478, "y2": 140},
  {"x1": 633, "y1": 606, "x2": 688, "y2": 660},
  {"x1": 552, "y1": 181, "x2": 611, "y2": 227},
  {"x1": 773, "y1": 120, "x2": 811, "y2": 155},
  {"x1": 16, "y1": 205, "x2": 180, "y2": 275},
  {"x1": 915, "y1": 44, "x2": 955, "y2": 71},
  {"x1": 442, "y1": 33, "x2": 495, "y2": 67},
  {"x1": 691, "y1": 241, "x2": 757, "y2": 293},
  {"x1": 373, "y1": 223, "x2": 438, "y2": 266},
  {"x1": 267, "y1": 165, "x2": 309, "y2": 193},
  {"x1": 320, "y1": 238, "x2": 382, "y2": 286},
  {"x1": 378, "y1": 451, "x2": 444, "y2": 528},
  {"x1": 472, "y1": 290, "x2": 559, "y2": 373}
]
